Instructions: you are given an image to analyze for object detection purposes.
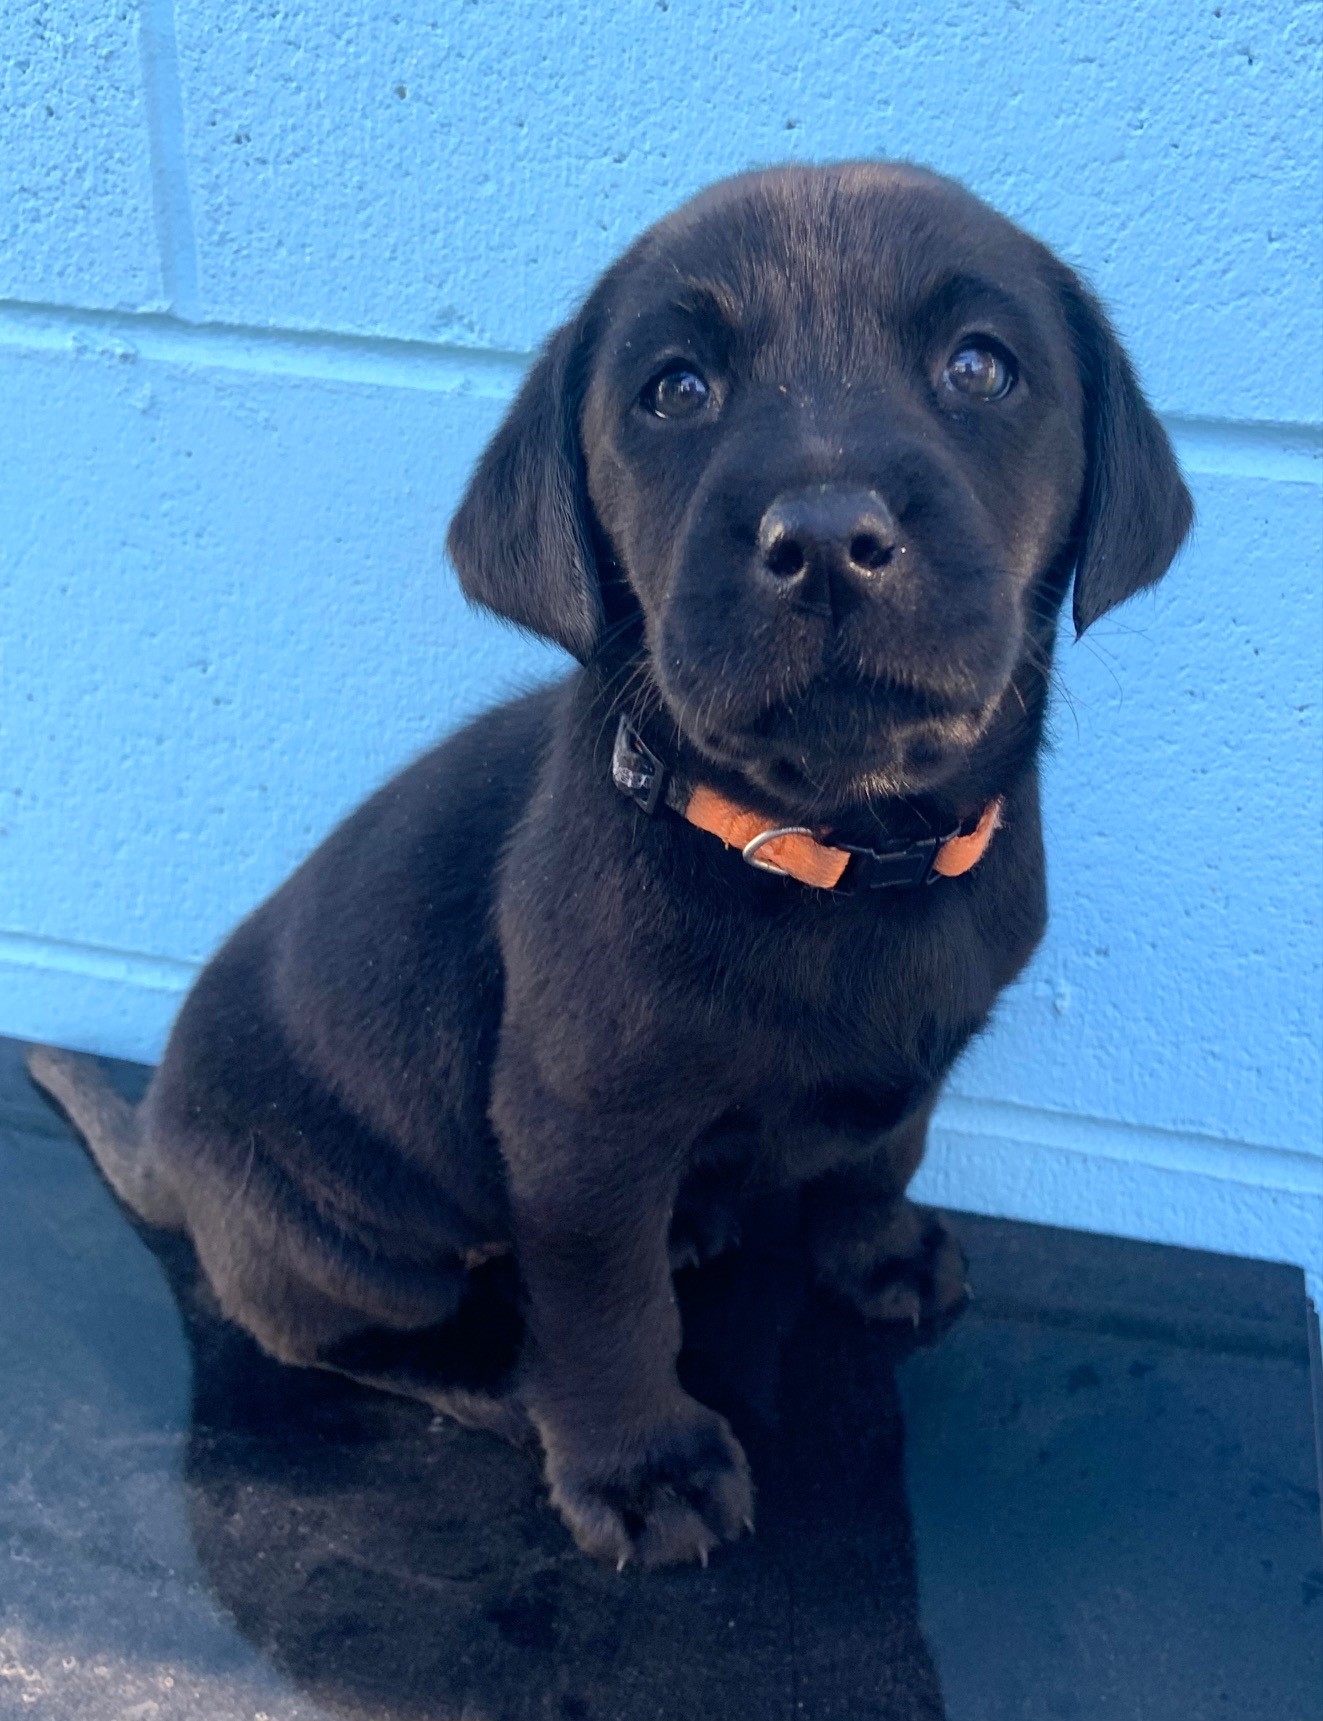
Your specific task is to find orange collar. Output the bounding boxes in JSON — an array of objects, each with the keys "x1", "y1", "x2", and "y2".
[
  {"x1": 683, "y1": 784, "x2": 1002, "y2": 889},
  {"x1": 611, "y1": 718, "x2": 1003, "y2": 893}
]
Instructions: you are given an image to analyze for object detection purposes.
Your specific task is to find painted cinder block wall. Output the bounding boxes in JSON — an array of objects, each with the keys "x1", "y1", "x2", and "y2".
[{"x1": 2, "y1": 3, "x2": 1320, "y2": 1291}]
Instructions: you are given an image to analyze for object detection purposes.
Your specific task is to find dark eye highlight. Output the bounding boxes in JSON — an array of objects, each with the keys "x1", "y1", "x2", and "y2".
[
  {"x1": 641, "y1": 365, "x2": 712, "y2": 419},
  {"x1": 943, "y1": 343, "x2": 1016, "y2": 402}
]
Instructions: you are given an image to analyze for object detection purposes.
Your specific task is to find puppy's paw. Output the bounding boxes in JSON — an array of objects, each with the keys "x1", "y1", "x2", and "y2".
[
  {"x1": 667, "y1": 1195, "x2": 742, "y2": 1273},
  {"x1": 544, "y1": 1404, "x2": 754, "y2": 1569},
  {"x1": 431, "y1": 1387, "x2": 536, "y2": 1448},
  {"x1": 816, "y1": 1201, "x2": 969, "y2": 1333}
]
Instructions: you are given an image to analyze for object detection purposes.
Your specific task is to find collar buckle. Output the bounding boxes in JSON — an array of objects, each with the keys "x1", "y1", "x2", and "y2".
[{"x1": 835, "y1": 835, "x2": 946, "y2": 890}]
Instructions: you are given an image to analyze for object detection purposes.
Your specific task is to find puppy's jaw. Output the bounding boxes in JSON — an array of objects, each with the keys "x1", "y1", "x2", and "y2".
[
  {"x1": 640, "y1": 558, "x2": 1027, "y2": 812},
  {"x1": 648, "y1": 645, "x2": 1018, "y2": 813},
  {"x1": 695, "y1": 708, "x2": 1004, "y2": 811}
]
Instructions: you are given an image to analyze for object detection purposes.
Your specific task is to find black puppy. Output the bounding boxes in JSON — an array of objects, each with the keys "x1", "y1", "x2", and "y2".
[{"x1": 30, "y1": 162, "x2": 1192, "y2": 1569}]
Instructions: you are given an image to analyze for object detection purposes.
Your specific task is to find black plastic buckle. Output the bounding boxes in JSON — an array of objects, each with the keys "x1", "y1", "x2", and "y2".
[
  {"x1": 611, "y1": 716, "x2": 669, "y2": 816},
  {"x1": 836, "y1": 835, "x2": 944, "y2": 891}
]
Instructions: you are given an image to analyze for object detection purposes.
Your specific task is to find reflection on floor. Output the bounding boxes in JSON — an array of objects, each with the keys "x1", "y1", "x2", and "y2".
[{"x1": 1, "y1": 1035, "x2": 1319, "y2": 1721}]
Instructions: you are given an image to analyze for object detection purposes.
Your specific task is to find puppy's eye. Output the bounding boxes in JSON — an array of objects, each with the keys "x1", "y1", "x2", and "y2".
[
  {"x1": 943, "y1": 344, "x2": 1015, "y2": 401},
  {"x1": 641, "y1": 365, "x2": 712, "y2": 419}
]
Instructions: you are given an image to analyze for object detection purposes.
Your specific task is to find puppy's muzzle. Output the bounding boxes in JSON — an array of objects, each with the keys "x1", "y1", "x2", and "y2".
[{"x1": 757, "y1": 485, "x2": 899, "y2": 613}]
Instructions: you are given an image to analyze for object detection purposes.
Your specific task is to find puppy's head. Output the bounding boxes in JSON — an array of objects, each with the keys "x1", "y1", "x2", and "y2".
[{"x1": 449, "y1": 163, "x2": 1192, "y2": 811}]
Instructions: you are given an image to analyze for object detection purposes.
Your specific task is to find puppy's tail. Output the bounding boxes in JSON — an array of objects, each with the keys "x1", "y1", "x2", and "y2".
[{"x1": 25, "y1": 1045, "x2": 182, "y2": 1229}]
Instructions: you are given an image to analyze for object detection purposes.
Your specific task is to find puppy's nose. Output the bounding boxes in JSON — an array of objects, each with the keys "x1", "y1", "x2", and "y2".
[{"x1": 757, "y1": 487, "x2": 899, "y2": 601}]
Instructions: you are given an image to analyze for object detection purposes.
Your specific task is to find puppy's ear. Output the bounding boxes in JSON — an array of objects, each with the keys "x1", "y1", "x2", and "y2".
[
  {"x1": 446, "y1": 315, "x2": 602, "y2": 661},
  {"x1": 1058, "y1": 274, "x2": 1194, "y2": 636}
]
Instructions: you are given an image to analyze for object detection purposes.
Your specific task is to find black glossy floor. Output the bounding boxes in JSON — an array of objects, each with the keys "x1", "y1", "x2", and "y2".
[{"x1": 1, "y1": 1037, "x2": 1320, "y2": 1721}]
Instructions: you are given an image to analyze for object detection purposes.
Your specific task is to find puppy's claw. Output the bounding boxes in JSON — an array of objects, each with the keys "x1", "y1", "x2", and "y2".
[
  {"x1": 742, "y1": 1515, "x2": 755, "y2": 1535},
  {"x1": 616, "y1": 1553, "x2": 629, "y2": 1574},
  {"x1": 698, "y1": 1547, "x2": 708, "y2": 1569}
]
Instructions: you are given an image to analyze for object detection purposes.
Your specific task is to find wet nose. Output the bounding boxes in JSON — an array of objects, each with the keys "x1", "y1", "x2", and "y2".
[{"x1": 757, "y1": 486, "x2": 899, "y2": 598}]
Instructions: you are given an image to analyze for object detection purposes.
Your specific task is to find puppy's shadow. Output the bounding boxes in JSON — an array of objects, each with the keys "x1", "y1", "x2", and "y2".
[{"x1": 158, "y1": 1233, "x2": 946, "y2": 1721}]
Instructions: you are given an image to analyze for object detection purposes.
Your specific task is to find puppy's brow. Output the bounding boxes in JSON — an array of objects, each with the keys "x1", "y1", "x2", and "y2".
[
  {"x1": 919, "y1": 271, "x2": 1030, "y2": 333},
  {"x1": 670, "y1": 280, "x2": 743, "y2": 331}
]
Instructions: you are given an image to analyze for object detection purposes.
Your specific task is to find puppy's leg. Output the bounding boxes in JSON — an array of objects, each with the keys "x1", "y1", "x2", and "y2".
[
  {"x1": 28, "y1": 1053, "x2": 529, "y2": 1437},
  {"x1": 804, "y1": 1095, "x2": 968, "y2": 1330},
  {"x1": 493, "y1": 1048, "x2": 753, "y2": 1570},
  {"x1": 313, "y1": 1256, "x2": 533, "y2": 1444},
  {"x1": 191, "y1": 1216, "x2": 532, "y2": 1440}
]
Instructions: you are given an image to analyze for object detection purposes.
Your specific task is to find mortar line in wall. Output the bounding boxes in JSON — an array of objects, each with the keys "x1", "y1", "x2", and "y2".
[
  {"x1": 0, "y1": 929, "x2": 197, "y2": 991},
  {"x1": 138, "y1": 0, "x2": 200, "y2": 320},
  {"x1": 3, "y1": 927, "x2": 1317, "y2": 1184},
  {"x1": 0, "y1": 296, "x2": 1319, "y2": 482},
  {"x1": 0, "y1": 298, "x2": 530, "y2": 397},
  {"x1": 936, "y1": 1092, "x2": 1323, "y2": 1190}
]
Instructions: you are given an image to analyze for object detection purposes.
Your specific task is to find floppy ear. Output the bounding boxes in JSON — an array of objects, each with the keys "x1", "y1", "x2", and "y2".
[
  {"x1": 446, "y1": 315, "x2": 602, "y2": 661},
  {"x1": 1058, "y1": 274, "x2": 1194, "y2": 636}
]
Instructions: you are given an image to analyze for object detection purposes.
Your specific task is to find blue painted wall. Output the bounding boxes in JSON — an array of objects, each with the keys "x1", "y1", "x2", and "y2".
[{"x1": 2, "y1": 2, "x2": 1320, "y2": 1291}]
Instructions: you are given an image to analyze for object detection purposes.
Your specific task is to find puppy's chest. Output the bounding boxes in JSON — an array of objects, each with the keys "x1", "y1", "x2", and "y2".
[
  {"x1": 691, "y1": 1079, "x2": 922, "y2": 1189},
  {"x1": 708, "y1": 900, "x2": 986, "y2": 1077},
  {"x1": 680, "y1": 912, "x2": 986, "y2": 1183}
]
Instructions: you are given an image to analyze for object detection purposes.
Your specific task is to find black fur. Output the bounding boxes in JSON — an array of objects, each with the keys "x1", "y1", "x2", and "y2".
[{"x1": 29, "y1": 162, "x2": 1191, "y2": 1568}]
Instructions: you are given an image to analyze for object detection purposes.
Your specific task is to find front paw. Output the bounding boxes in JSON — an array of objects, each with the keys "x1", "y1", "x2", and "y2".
[
  {"x1": 816, "y1": 1201, "x2": 969, "y2": 1331},
  {"x1": 667, "y1": 1194, "x2": 742, "y2": 1272},
  {"x1": 541, "y1": 1402, "x2": 754, "y2": 1569}
]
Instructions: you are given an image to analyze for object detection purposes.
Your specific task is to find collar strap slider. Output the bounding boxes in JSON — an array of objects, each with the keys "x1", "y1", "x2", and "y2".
[{"x1": 611, "y1": 718, "x2": 672, "y2": 816}]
